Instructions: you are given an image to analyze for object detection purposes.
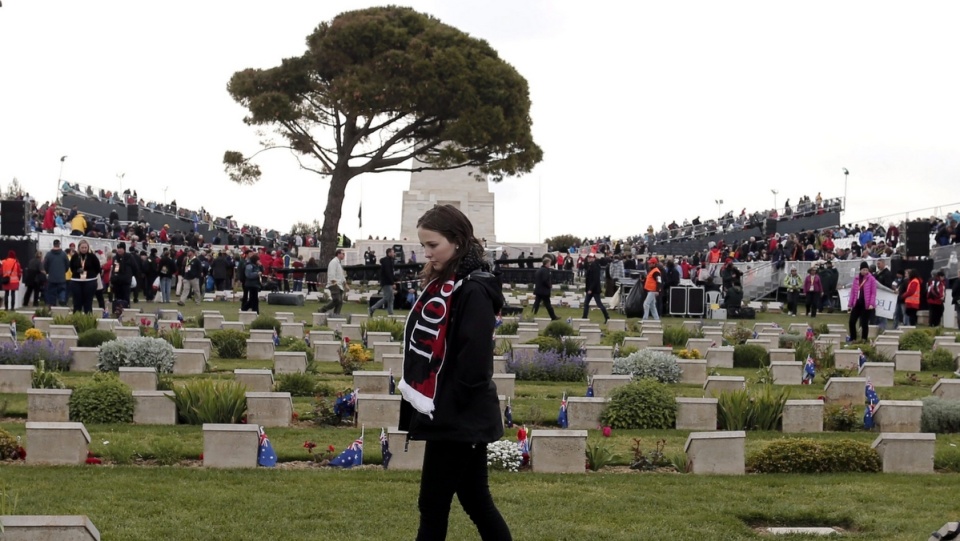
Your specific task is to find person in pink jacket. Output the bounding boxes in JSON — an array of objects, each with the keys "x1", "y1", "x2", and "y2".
[
  {"x1": 803, "y1": 267, "x2": 823, "y2": 318},
  {"x1": 848, "y1": 261, "x2": 878, "y2": 342}
]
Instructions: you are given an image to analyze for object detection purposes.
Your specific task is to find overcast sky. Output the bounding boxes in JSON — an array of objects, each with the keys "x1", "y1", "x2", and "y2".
[{"x1": 2, "y1": 1, "x2": 959, "y2": 244}]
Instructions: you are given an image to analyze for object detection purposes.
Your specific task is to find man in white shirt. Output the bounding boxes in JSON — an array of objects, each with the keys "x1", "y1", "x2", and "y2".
[{"x1": 320, "y1": 249, "x2": 346, "y2": 315}]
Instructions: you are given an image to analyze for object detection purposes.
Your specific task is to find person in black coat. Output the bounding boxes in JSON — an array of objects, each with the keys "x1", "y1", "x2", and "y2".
[
  {"x1": 533, "y1": 255, "x2": 559, "y2": 320},
  {"x1": 581, "y1": 253, "x2": 610, "y2": 323},
  {"x1": 397, "y1": 204, "x2": 510, "y2": 541},
  {"x1": 210, "y1": 252, "x2": 229, "y2": 291},
  {"x1": 369, "y1": 248, "x2": 397, "y2": 316},
  {"x1": 241, "y1": 253, "x2": 263, "y2": 313},
  {"x1": 69, "y1": 239, "x2": 102, "y2": 314},
  {"x1": 23, "y1": 250, "x2": 44, "y2": 308},
  {"x1": 110, "y1": 242, "x2": 138, "y2": 315}
]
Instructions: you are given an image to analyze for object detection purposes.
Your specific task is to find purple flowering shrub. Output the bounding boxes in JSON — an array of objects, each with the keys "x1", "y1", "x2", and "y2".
[
  {"x1": 0, "y1": 340, "x2": 73, "y2": 371},
  {"x1": 505, "y1": 349, "x2": 587, "y2": 381}
]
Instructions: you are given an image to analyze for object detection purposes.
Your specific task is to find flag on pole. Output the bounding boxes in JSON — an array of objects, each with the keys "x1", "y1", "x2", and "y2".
[
  {"x1": 557, "y1": 393, "x2": 568, "y2": 428},
  {"x1": 865, "y1": 378, "x2": 879, "y2": 404},
  {"x1": 388, "y1": 370, "x2": 396, "y2": 395},
  {"x1": 330, "y1": 431, "x2": 364, "y2": 468},
  {"x1": 272, "y1": 329, "x2": 280, "y2": 346},
  {"x1": 504, "y1": 398, "x2": 513, "y2": 428},
  {"x1": 586, "y1": 378, "x2": 594, "y2": 397},
  {"x1": 805, "y1": 327, "x2": 815, "y2": 341},
  {"x1": 380, "y1": 428, "x2": 392, "y2": 470},
  {"x1": 864, "y1": 401, "x2": 876, "y2": 429},
  {"x1": 858, "y1": 348, "x2": 867, "y2": 369},
  {"x1": 802, "y1": 355, "x2": 815, "y2": 385},
  {"x1": 257, "y1": 426, "x2": 277, "y2": 467},
  {"x1": 334, "y1": 389, "x2": 358, "y2": 419},
  {"x1": 304, "y1": 333, "x2": 311, "y2": 347},
  {"x1": 517, "y1": 425, "x2": 530, "y2": 466},
  {"x1": 9, "y1": 321, "x2": 16, "y2": 349}
]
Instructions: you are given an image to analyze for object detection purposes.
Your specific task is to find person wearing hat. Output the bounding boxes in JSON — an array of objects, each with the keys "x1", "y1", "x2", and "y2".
[
  {"x1": 581, "y1": 252, "x2": 610, "y2": 323},
  {"x1": 848, "y1": 261, "x2": 878, "y2": 342},
  {"x1": 178, "y1": 248, "x2": 202, "y2": 306},
  {"x1": 110, "y1": 242, "x2": 138, "y2": 315},
  {"x1": 927, "y1": 270, "x2": 946, "y2": 327},
  {"x1": 0, "y1": 250, "x2": 22, "y2": 311},
  {"x1": 817, "y1": 260, "x2": 839, "y2": 312},
  {"x1": 783, "y1": 267, "x2": 803, "y2": 317},
  {"x1": 642, "y1": 257, "x2": 662, "y2": 321}
]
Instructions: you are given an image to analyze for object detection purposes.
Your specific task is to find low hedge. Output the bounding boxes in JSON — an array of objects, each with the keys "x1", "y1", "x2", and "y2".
[{"x1": 748, "y1": 438, "x2": 881, "y2": 473}]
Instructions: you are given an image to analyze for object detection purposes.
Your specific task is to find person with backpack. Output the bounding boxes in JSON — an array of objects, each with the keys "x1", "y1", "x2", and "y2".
[{"x1": 927, "y1": 270, "x2": 946, "y2": 327}]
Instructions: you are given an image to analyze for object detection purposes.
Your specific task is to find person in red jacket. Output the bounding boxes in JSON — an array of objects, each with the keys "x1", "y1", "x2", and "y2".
[
  {"x1": 42, "y1": 205, "x2": 56, "y2": 233},
  {"x1": 927, "y1": 270, "x2": 946, "y2": 327},
  {"x1": 901, "y1": 269, "x2": 923, "y2": 326},
  {"x1": 1, "y1": 251, "x2": 22, "y2": 310}
]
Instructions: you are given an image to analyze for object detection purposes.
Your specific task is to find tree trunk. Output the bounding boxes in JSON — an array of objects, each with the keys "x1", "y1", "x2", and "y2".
[{"x1": 318, "y1": 169, "x2": 351, "y2": 267}]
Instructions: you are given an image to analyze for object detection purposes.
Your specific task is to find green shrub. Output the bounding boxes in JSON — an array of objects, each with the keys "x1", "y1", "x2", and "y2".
[
  {"x1": 899, "y1": 329, "x2": 935, "y2": 352},
  {"x1": 97, "y1": 337, "x2": 176, "y2": 373},
  {"x1": 543, "y1": 320, "x2": 575, "y2": 339},
  {"x1": 69, "y1": 373, "x2": 135, "y2": 424},
  {"x1": 733, "y1": 344, "x2": 769, "y2": 368},
  {"x1": 31, "y1": 360, "x2": 65, "y2": 389},
  {"x1": 718, "y1": 385, "x2": 790, "y2": 430},
  {"x1": 209, "y1": 330, "x2": 248, "y2": 358},
  {"x1": 600, "y1": 331, "x2": 627, "y2": 347},
  {"x1": 611, "y1": 349, "x2": 682, "y2": 383},
  {"x1": 363, "y1": 317, "x2": 404, "y2": 341},
  {"x1": 618, "y1": 345, "x2": 639, "y2": 358},
  {"x1": 661, "y1": 326, "x2": 690, "y2": 348},
  {"x1": 53, "y1": 313, "x2": 98, "y2": 334},
  {"x1": 722, "y1": 324, "x2": 753, "y2": 346},
  {"x1": 278, "y1": 335, "x2": 299, "y2": 348},
  {"x1": 171, "y1": 380, "x2": 247, "y2": 425},
  {"x1": 496, "y1": 321, "x2": 519, "y2": 336},
  {"x1": 921, "y1": 396, "x2": 960, "y2": 433},
  {"x1": 0, "y1": 427, "x2": 19, "y2": 459},
  {"x1": 0, "y1": 311, "x2": 32, "y2": 330},
  {"x1": 935, "y1": 446, "x2": 960, "y2": 472},
  {"x1": 585, "y1": 441, "x2": 618, "y2": 471},
  {"x1": 251, "y1": 315, "x2": 281, "y2": 334},
  {"x1": 794, "y1": 340, "x2": 835, "y2": 368},
  {"x1": 77, "y1": 329, "x2": 117, "y2": 348},
  {"x1": 526, "y1": 336, "x2": 563, "y2": 352},
  {"x1": 275, "y1": 373, "x2": 319, "y2": 397},
  {"x1": 824, "y1": 403, "x2": 860, "y2": 431},
  {"x1": 313, "y1": 381, "x2": 337, "y2": 397},
  {"x1": 748, "y1": 438, "x2": 881, "y2": 473},
  {"x1": 600, "y1": 379, "x2": 676, "y2": 429},
  {"x1": 922, "y1": 349, "x2": 955, "y2": 372},
  {"x1": 778, "y1": 333, "x2": 804, "y2": 349},
  {"x1": 283, "y1": 339, "x2": 315, "y2": 363}
]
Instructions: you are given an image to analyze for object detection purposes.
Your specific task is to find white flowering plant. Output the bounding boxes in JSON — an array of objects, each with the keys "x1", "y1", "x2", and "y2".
[{"x1": 487, "y1": 439, "x2": 523, "y2": 472}]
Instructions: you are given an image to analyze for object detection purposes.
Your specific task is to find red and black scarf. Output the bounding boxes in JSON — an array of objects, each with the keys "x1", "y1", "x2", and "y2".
[{"x1": 398, "y1": 277, "x2": 458, "y2": 418}]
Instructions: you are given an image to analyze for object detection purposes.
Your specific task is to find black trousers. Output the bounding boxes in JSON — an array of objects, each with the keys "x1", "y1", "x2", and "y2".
[
  {"x1": 23, "y1": 284, "x2": 41, "y2": 307},
  {"x1": 786, "y1": 291, "x2": 799, "y2": 315},
  {"x1": 241, "y1": 286, "x2": 260, "y2": 313},
  {"x1": 532, "y1": 294, "x2": 557, "y2": 320},
  {"x1": 905, "y1": 307, "x2": 919, "y2": 326},
  {"x1": 582, "y1": 291, "x2": 609, "y2": 321},
  {"x1": 849, "y1": 301, "x2": 874, "y2": 341},
  {"x1": 417, "y1": 441, "x2": 511, "y2": 541},
  {"x1": 805, "y1": 291, "x2": 820, "y2": 317},
  {"x1": 930, "y1": 304, "x2": 944, "y2": 327},
  {"x1": 71, "y1": 280, "x2": 97, "y2": 314}
]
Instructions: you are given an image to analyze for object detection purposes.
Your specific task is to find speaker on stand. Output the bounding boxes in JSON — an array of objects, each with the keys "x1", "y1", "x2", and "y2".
[
  {"x1": 0, "y1": 200, "x2": 28, "y2": 237},
  {"x1": 905, "y1": 222, "x2": 931, "y2": 258},
  {"x1": 126, "y1": 204, "x2": 139, "y2": 222}
]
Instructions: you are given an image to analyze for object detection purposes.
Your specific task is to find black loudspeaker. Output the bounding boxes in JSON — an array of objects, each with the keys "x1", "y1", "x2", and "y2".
[
  {"x1": 393, "y1": 244, "x2": 405, "y2": 264},
  {"x1": 126, "y1": 204, "x2": 138, "y2": 222},
  {"x1": 890, "y1": 258, "x2": 934, "y2": 283},
  {"x1": 764, "y1": 218, "x2": 778, "y2": 235},
  {"x1": 905, "y1": 222, "x2": 930, "y2": 258},
  {"x1": 0, "y1": 239, "x2": 36, "y2": 269},
  {"x1": 266, "y1": 292, "x2": 304, "y2": 306},
  {"x1": 669, "y1": 287, "x2": 688, "y2": 316},
  {"x1": 0, "y1": 200, "x2": 28, "y2": 237},
  {"x1": 687, "y1": 287, "x2": 705, "y2": 316}
]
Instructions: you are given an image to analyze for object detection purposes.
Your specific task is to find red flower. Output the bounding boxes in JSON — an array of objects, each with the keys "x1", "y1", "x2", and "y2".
[
  {"x1": 602, "y1": 426, "x2": 612, "y2": 437},
  {"x1": 344, "y1": 337, "x2": 350, "y2": 343},
  {"x1": 327, "y1": 445, "x2": 335, "y2": 453},
  {"x1": 304, "y1": 441, "x2": 317, "y2": 451},
  {"x1": 85, "y1": 451, "x2": 101, "y2": 465},
  {"x1": 292, "y1": 412, "x2": 299, "y2": 420},
  {"x1": 16, "y1": 446, "x2": 26, "y2": 460},
  {"x1": 199, "y1": 453, "x2": 204, "y2": 460}
]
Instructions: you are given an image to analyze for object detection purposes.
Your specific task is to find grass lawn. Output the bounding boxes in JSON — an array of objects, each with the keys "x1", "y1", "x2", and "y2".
[
  {"x1": 2, "y1": 297, "x2": 959, "y2": 539},
  {"x1": 1, "y1": 466, "x2": 958, "y2": 540}
]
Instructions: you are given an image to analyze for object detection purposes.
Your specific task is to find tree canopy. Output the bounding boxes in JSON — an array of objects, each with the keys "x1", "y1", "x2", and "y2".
[{"x1": 225, "y1": 6, "x2": 542, "y2": 261}]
